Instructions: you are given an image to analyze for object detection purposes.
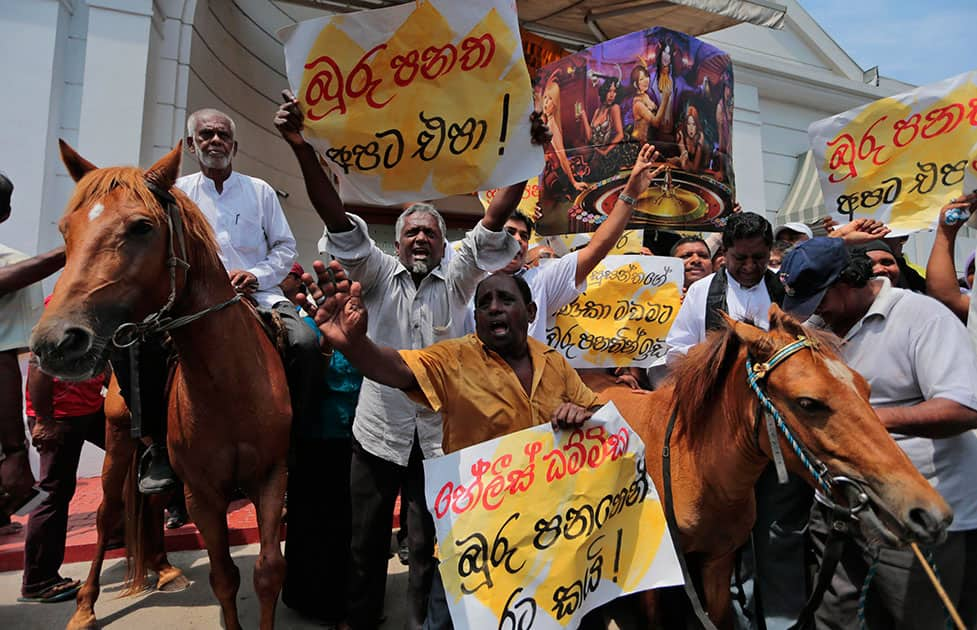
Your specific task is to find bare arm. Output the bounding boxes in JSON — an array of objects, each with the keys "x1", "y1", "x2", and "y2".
[
  {"x1": 303, "y1": 260, "x2": 417, "y2": 390},
  {"x1": 0, "y1": 246, "x2": 65, "y2": 298},
  {"x1": 575, "y1": 144, "x2": 663, "y2": 284},
  {"x1": 274, "y1": 90, "x2": 353, "y2": 233},
  {"x1": 925, "y1": 194, "x2": 975, "y2": 322},
  {"x1": 875, "y1": 398, "x2": 977, "y2": 439},
  {"x1": 482, "y1": 181, "x2": 527, "y2": 232}
]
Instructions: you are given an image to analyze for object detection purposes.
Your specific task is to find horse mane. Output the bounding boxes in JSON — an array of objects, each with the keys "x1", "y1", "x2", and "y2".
[
  {"x1": 64, "y1": 166, "x2": 220, "y2": 271},
  {"x1": 666, "y1": 308, "x2": 842, "y2": 445}
]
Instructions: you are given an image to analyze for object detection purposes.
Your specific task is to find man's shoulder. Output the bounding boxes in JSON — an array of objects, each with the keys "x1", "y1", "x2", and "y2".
[
  {"x1": 235, "y1": 172, "x2": 274, "y2": 191},
  {"x1": 885, "y1": 286, "x2": 958, "y2": 325},
  {"x1": 174, "y1": 172, "x2": 200, "y2": 189}
]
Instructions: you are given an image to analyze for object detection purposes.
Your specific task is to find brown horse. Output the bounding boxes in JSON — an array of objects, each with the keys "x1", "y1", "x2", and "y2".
[
  {"x1": 30, "y1": 142, "x2": 291, "y2": 630},
  {"x1": 584, "y1": 307, "x2": 952, "y2": 628}
]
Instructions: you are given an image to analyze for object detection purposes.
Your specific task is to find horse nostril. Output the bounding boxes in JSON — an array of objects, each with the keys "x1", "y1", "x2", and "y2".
[
  {"x1": 908, "y1": 507, "x2": 944, "y2": 543},
  {"x1": 56, "y1": 326, "x2": 94, "y2": 358}
]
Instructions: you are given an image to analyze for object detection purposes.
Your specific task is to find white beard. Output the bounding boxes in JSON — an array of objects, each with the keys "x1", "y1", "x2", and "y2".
[{"x1": 194, "y1": 141, "x2": 231, "y2": 170}]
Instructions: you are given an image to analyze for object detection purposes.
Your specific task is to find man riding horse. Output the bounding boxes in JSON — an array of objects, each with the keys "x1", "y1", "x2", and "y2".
[{"x1": 119, "y1": 108, "x2": 320, "y2": 493}]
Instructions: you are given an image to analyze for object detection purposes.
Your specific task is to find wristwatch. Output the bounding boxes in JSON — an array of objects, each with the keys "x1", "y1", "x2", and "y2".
[{"x1": 618, "y1": 192, "x2": 638, "y2": 207}]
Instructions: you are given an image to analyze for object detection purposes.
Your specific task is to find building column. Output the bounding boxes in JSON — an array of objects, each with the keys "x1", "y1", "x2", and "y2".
[
  {"x1": 731, "y1": 81, "x2": 768, "y2": 220},
  {"x1": 76, "y1": 0, "x2": 156, "y2": 167},
  {"x1": 0, "y1": 0, "x2": 74, "y2": 256}
]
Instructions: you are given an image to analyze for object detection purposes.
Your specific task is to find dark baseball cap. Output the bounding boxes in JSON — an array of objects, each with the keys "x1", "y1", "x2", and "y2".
[{"x1": 779, "y1": 237, "x2": 850, "y2": 319}]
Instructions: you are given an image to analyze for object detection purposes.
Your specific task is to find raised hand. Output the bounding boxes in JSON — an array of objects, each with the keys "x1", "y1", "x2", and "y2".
[
  {"x1": 623, "y1": 143, "x2": 664, "y2": 197},
  {"x1": 274, "y1": 89, "x2": 306, "y2": 148},
  {"x1": 831, "y1": 218, "x2": 891, "y2": 245},
  {"x1": 300, "y1": 260, "x2": 366, "y2": 350},
  {"x1": 938, "y1": 191, "x2": 977, "y2": 235}
]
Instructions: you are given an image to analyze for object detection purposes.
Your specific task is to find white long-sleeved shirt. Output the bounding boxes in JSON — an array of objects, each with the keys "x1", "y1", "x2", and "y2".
[
  {"x1": 176, "y1": 171, "x2": 297, "y2": 309},
  {"x1": 664, "y1": 269, "x2": 772, "y2": 364},
  {"x1": 323, "y1": 213, "x2": 519, "y2": 465}
]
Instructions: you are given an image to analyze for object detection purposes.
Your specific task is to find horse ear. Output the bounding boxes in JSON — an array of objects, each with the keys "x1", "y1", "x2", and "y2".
[
  {"x1": 768, "y1": 304, "x2": 805, "y2": 336},
  {"x1": 59, "y1": 140, "x2": 97, "y2": 182},
  {"x1": 144, "y1": 143, "x2": 183, "y2": 191},
  {"x1": 723, "y1": 313, "x2": 769, "y2": 352}
]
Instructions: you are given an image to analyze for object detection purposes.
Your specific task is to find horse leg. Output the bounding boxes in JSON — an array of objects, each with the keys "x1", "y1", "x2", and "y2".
[
  {"x1": 147, "y1": 492, "x2": 189, "y2": 592},
  {"x1": 187, "y1": 490, "x2": 242, "y2": 630},
  {"x1": 700, "y1": 552, "x2": 737, "y2": 630},
  {"x1": 67, "y1": 414, "x2": 130, "y2": 630},
  {"x1": 250, "y1": 463, "x2": 288, "y2": 630}
]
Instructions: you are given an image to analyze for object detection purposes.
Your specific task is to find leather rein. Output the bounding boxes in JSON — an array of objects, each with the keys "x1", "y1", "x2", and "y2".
[
  {"x1": 661, "y1": 335, "x2": 871, "y2": 630},
  {"x1": 110, "y1": 180, "x2": 241, "y2": 349}
]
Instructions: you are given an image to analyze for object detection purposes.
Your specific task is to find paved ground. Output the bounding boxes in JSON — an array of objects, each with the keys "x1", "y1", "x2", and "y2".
[{"x1": 0, "y1": 542, "x2": 408, "y2": 629}]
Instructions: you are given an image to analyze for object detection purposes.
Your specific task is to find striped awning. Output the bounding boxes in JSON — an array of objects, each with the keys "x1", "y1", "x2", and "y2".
[{"x1": 777, "y1": 150, "x2": 827, "y2": 226}]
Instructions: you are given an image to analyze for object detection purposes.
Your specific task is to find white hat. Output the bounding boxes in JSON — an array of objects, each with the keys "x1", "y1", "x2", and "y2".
[{"x1": 774, "y1": 222, "x2": 814, "y2": 241}]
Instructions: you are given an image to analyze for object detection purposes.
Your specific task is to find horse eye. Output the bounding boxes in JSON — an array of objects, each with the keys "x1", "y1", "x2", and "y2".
[
  {"x1": 128, "y1": 219, "x2": 154, "y2": 236},
  {"x1": 796, "y1": 397, "x2": 826, "y2": 412}
]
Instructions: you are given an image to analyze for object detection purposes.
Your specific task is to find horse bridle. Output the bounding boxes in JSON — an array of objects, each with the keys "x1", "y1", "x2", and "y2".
[
  {"x1": 745, "y1": 335, "x2": 870, "y2": 520},
  {"x1": 110, "y1": 180, "x2": 241, "y2": 349},
  {"x1": 661, "y1": 334, "x2": 872, "y2": 630}
]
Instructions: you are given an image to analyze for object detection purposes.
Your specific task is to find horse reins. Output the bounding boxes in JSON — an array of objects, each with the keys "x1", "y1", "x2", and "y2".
[
  {"x1": 110, "y1": 181, "x2": 241, "y2": 349},
  {"x1": 661, "y1": 334, "x2": 871, "y2": 630},
  {"x1": 108, "y1": 180, "x2": 240, "y2": 438}
]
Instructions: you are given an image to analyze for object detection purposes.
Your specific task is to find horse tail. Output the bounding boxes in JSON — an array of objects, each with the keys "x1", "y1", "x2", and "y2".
[{"x1": 122, "y1": 446, "x2": 152, "y2": 596}]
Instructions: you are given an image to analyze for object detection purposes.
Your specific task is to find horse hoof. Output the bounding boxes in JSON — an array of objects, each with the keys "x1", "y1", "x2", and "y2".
[
  {"x1": 157, "y1": 571, "x2": 190, "y2": 592},
  {"x1": 66, "y1": 612, "x2": 99, "y2": 630}
]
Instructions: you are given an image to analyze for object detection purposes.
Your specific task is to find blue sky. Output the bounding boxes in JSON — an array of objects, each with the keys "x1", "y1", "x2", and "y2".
[{"x1": 798, "y1": 0, "x2": 976, "y2": 86}]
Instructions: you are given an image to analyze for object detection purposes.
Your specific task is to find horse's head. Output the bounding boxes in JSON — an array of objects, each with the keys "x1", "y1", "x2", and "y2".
[
  {"x1": 30, "y1": 141, "x2": 216, "y2": 381},
  {"x1": 724, "y1": 306, "x2": 951, "y2": 547}
]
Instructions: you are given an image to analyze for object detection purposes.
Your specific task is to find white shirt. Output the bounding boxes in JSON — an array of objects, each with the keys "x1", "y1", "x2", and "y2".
[
  {"x1": 665, "y1": 269, "x2": 772, "y2": 365},
  {"x1": 814, "y1": 278, "x2": 977, "y2": 531},
  {"x1": 0, "y1": 244, "x2": 43, "y2": 352},
  {"x1": 324, "y1": 213, "x2": 519, "y2": 465},
  {"x1": 462, "y1": 252, "x2": 584, "y2": 343},
  {"x1": 175, "y1": 172, "x2": 297, "y2": 309}
]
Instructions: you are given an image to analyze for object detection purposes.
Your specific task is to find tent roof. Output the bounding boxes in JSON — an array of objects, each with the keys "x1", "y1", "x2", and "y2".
[
  {"x1": 777, "y1": 150, "x2": 827, "y2": 227},
  {"x1": 517, "y1": 0, "x2": 786, "y2": 46},
  {"x1": 285, "y1": 1, "x2": 786, "y2": 48}
]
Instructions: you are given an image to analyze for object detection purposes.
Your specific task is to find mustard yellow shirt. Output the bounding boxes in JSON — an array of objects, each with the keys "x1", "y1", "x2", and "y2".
[{"x1": 400, "y1": 335, "x2": 601, "y2": 454}]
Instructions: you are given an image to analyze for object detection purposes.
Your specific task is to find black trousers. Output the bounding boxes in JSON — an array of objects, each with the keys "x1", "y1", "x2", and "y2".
[
  {"x1": 347, "y1": 436, "x2": 436, "y2": 630},
  {"x1": 111, "y1": 302, "x2": 323, "y2": 442},
  {"x1": 283, "y1": 437, "x2": 352, "y2": 623},
  {"x1": 22, "y1": 411, "x2": 104, "y2": 592}
]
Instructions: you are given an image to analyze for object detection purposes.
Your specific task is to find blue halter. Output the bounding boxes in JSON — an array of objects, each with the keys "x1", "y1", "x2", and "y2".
[{"x1": 745, "y1": 335, "x2": 869, "y2": 516}]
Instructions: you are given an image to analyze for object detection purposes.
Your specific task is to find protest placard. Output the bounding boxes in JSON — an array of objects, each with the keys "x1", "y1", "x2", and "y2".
[
  {"x1": 279, "y1": 0, "x2": 543, "y2": 207},
  {"x1": 478, "y1": 176, "x2": 541, "y2": 219},
  {"x1": 545, "y1": 255, "x2": 682, "y2": 369},
  {"x1": 809, "y1": 71, "x2": 977, "y2": 232},
  {"x1": 424, "y1": 403, "x2": 682, "y2": 629},
  {"x1": 532, "y1": 27, "x2": 735, "y2": 235},
  {"x1": 531, "y1": 229, "x2": 646, "y2": 257}
]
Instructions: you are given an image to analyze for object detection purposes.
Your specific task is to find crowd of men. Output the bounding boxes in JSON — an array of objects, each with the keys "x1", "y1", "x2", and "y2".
[{"x1": 0, "y1": 94, "x2": 975, "y2": 630}]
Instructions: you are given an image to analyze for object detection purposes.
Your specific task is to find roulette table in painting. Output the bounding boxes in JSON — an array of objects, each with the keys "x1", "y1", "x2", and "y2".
[{"x1": 568, "y1": 167, "x2": 732, "y2": 232}]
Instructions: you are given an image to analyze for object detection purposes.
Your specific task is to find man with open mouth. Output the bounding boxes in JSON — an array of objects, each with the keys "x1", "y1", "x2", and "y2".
[{"x1": 305, "y1": 261, "x2": 603, "y2": 630}]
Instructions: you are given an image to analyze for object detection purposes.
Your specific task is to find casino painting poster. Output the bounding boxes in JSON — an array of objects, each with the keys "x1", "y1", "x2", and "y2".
[{"x1": 533, "y1": 28, "x2": 735, "y2": 235}]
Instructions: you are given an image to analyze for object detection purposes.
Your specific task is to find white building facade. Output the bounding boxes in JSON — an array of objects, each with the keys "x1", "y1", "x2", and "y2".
[{"x1": 0, "y1": 0, "x2": 963, "y2": 473}]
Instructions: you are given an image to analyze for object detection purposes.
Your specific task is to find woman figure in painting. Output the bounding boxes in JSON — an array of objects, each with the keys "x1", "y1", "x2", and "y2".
[
  {"x1": 578, "y1": 77, "x2": 626, "y2": 180},
  {"x1": 630, "y1": 64, "x2": 669, "y2": 143},
  {"x1": 541, "y1": 78, "x2": 588, "y2": 196},
  {"x1": 650, "y1": 38, "x2": 679, "y2": 145},
  {"x1": 713, "y1": 67, "x2": 734, "y2": 181},
  {"x1": 669, "y1": 105, "x2": 708, "y2": 171}
]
